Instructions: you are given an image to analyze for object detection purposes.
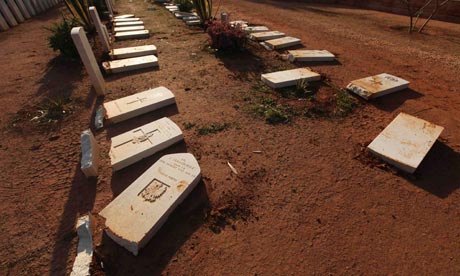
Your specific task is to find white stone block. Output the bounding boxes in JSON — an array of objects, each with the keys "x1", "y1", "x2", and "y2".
[
  {"x1": 110, "y1": 45, "x2": 157, "y2": 59},
  {"x1": 109, "y1": 117, "x2": 184, "y2": 171},
  {"x1": 263, "y1": 36, "x2": 301, "y2": 50},
  {"x1": 80, "y1": 129, "x2": 99, "y2": 178},
  {"x1": 182, "y1": 15, "x2": 199, "y2": 21},
  {"x1": 185, "y1": 20, "x2": 200, "y2": 26},
  {"x1": 347, "y1": 73, "x2": 410, "y2": 100},
  {"x1": 174, "y1": 12, "x2": 193, "y2": 18},
  {"x1": 0, "y1": 13, "x2": 9, "y2": 31},
  {"x1": 114, "y1": 30, "x2": 149, "y2": 40},
  {"x1": 250, "y1": 31, "x2": 285, "y2": 41},
  {"x1": 113, "y1": 25, "x2": 145, "y2": 32},
  {"x1": 368, "y1": 113, "x2": 444, "y2": 173},
  {"x1": 113, "y1": 17, "x2": 140, "y2": 22},
  {"x1": 102, "y1": 55, "x2": 158, "y2": 74},
  {"x1": 261, "y1": 68, "x2": 321, "y2": 89},
  {"x1": 100, "y1": 153, "x2": 201, "y2": 255},
  {"x1": 287, "y1": 50, "x2": 335, "y2": 62},
  {"x1": 15, "y1": 0, "x2": 31, "y2": 19},
  {"x1": 114, "y1": 20, "x2": 144, "y2": 27},
  {"x1": 165, "y1": 5, "x2": 178, "y2": 9},
  {"x1": 70, "y1": 215, "x2": 93, "y2": 276},
  {"x1": 114, "y1": 14, "x2": 134, "y2": 19},
  {"x1": 0, "y1": 0, "x2": 18, "y2": 26},
  {"x1": 243, "y1": 26, "x2": 269, "y2": 34},
  {"x1": 103, "y1": 86, "x2": 175, "y2": 124}
]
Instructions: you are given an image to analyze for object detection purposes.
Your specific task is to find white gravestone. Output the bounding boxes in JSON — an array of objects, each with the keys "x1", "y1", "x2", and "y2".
[
  {"x1": 100, "y1": 153, "x2": 201, "y2": 255},
  {"x1": 0, "y1": 0, "x2": 18, "y2": 26},
  {"x1": 110, "y1": 45, "x2": 157, "y2": 59},
  {"x1": 102, "y1": 55, "x2": 158, "y2": 74},
  {"x1": 114, "y1": 14, "x2": 134, "y2": 19},
  {"x1": 80, "y1": 129, "x2": 99, "y2": 178},
  {"x1": 70, "y1": 215, "x2": 93, "y2": 276},
  {"x1": 250, "y1": 31, "x2": 285, "y2": 41},
  {"x1": 243, "y1": 26, "x2": 269, "y2": 34},
  {"x1": 263, "y1": 36, "x2": 301, "y2": 50},
  {"x1": 185, "y1": 20, "x2": 200, "y2": 26},
  {"x1": 89, "y1": 6, "x2": 110, "y2": 52},
  {"x1": 182, "y1": 15, "x2": 199, "y2": 21},
  {"x1": 110, "y1": 117, "x2": 183, "y2": 171},
  {"x1": 113, "y1": 25, "x2": 145, "y2": 32},
  {"x1": 71, "y1": 27, "x2": 105, "y2": 95},
  {"x1": 114, "y1": 30, "x2": 149, "y2": 40},
  {"x1": 367, "y1": 113, "x2": 444, "y2": 173},
  {"x1": 287, "y1": 50, "x2": 335, "y2": 62},
  {"x1": 103, "y1": 86, "x2": 175, "y2": 124},
  {"x1": 346, "y1": 73, "x2": 410, "y2": 100},
  {"x1": 261, "y1": 68, "x2": 321, "y2": 89},
  {"x1": 114, "y1": 21, "x2": 144, "y2": 27},
  {"x1": 113, "y1": 17, "x2": 140, "y2": 22}
]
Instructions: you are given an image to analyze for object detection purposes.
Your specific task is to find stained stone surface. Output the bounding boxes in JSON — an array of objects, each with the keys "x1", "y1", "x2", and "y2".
[
  {"x1": 346, "y1": 73, "x2": 410, "y2": 100},
  {"x1": 367, "y1": 113, "x2": 444, "y2": 173},
  {"x1": 264, "y1": 36, "x2": 301, "y2": 50},
  {"x1": 109, "y1": 117, "x2": 183, "y2": 171},
  {"x1": 100, "y1": 153, "x2": 201, "y2": 255},
  {"x1": 287, "y1": 50, "x2": 335, "y2": 62},
  {"x1": 103, "y1": 86, "x2": 175, "y2": 123},
  {"x1": 261, "y1": 68, "x2": 321, "y2": 88},
  {"x1": 114, "y1": 30, "x2": 150, "y2": 40},
  {"x1": 250, "y1": 31, "x2": 285, "y2": 41},
  {"x1": 102, "y1": 55, "x2": 158, "y2": 74},
  {"x1": 110, "y1": 45, "x2": 157, "y2": 59}
]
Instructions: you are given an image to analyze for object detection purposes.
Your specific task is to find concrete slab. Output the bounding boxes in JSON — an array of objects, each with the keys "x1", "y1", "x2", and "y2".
[
  {"x1": 100, "y1": 153, "x2": 201, "y2": 255},
  {"x1": 368, "y1": 113, "x2": 444, "y2": 173},
  {"x1": 113, "y1": 25, "x2": 145, "y2": 32},
  {"x1": 6, "y1": 0, "x2": 25, "y2": 22},
  {"x1": 110, "y1": 45, "x2": 157, "y2": 59},
  {"x1": 70, "y1": 215, "x2": 93, "y2": 276},
  {"x1": 102, "y1": 55, "x2": 158, "y2": 74},
  {"x1": 185, "y1": 19, "x2": 200, "y2": 26},
  {"x1": 165, "y1": 5, "x2": 178, "y2": 9},
  {"x1": 346, "y1": 73, "x2": 410, "y2": 100},
  {"x1": 174, "y1": 12, "x2": 194, "y2": 18},
  {"x1": 114, "y1": 20, "x2": 144, "y2": 27},
  {"x1": 80, "y1": 129, "x2": 99, "y2": 178},
  {"x1": 0, "y1": 13, "x2": 9, "y2": 31},
  {"x1": 109, "y1": 117, "x2": 183, "y2": 171},
  {"x1": 0, "y1": 0, "x2": 18, "y2": 26},
  {"x1": 182, "y1": 15, "x2": 199, "y2": 21},
  {"x1": 250, "y1": 31, "x2": 285, "y2": 41},
  {"x1": 243, "y1": 26, "x2": 269, "y2": 33},
  {"x1": 103, "y1": 86, "x2": 175, "y2": 124},
  {"x1": 115, "y1": 30, "x2": 149, "y2": 40},
  {"x1": 263, "y1": 36, "x2": 301, "y2": 50},
  {"x1": 113, "y1": 17, "x2": 140, "y2": 22},
  {"x1": 114, "y1": 14, "x2": 135, "y2": 19},
  {"x1": 287, "y1": 50, "x2": 335, "y2": 62},
  {"x1": 261, "y1": 68, "x2": 321, "y2": 89}
]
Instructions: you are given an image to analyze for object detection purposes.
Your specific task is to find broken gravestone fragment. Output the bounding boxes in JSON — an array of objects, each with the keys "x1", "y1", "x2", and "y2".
[
  {"x1": 80, "y1": 129, "x2": 99, "y2": 178},
  {"x1": 70, "y1": 215, "x2": 93, "y2": 276}
]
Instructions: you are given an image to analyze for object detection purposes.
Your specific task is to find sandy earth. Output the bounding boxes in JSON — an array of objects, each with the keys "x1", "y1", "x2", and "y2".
[{"x1": 1, "y1": 0, "x2": 460, "y2": 275}]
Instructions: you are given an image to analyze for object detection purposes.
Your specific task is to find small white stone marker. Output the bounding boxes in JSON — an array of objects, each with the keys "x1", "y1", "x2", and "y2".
[
  {"x1": 113, "y1": 17, "x2": 140, "y2": 22},
  {"x1": 261, "y1": 68, "x2": 321, "y2": 89},
  {"x1": 110, "y1": 45, "x2": 157, "y2": 59},
  {"x1": 70, "y1": 215, "x2": 93, "y2": 276},
  {"x1": 185, "y1": 19, "x2": 200, "y2": 26},
  {"x1": 0, "y1": 13, "x2": 9, "y2": 31},
  {"x1": 250, "y1": 31, "x2": 285, "y2": 41},
  {"x1": 114, "y1": 20, "x2": 144, "y2": 27},
  {"x1": 243, "y1": 26, "x2": 269, "y2": 33},
  {"x1": 113, "y1": 25, "x2": 145, "y2": 32},
  {"x1": 6, "y1": 0, "x2": 25, "y2": 23},
  {"x1": 115, "y1": 30, "x2": 149, "y2": 40},
  {"x1": 103, "y1": 55, "x2": 158, "y2": 74},
  {"x1": 109, "y1": 117, "x2": 183, "y2": 171},
  {"x1": 182, "y1": 15, "x2": 199, "y2": 21},
  {"x1": 80, "y1": 129, "x2": 99, "y2": 178},
  {"x1": 100, "y1": 153, "x2": 201, "y2": 255},
  {"x1": 114, "y1": 14, "x2": 135, "y2": 19},
  {"x1": 165, "y1": 5, "x2": 178, "y2": 9},
  {"x1": 174, "y1": 12, "x2": 193, "y2": 18},
  {"x1": 103, "y1": 86, "x2": 175, "y2": 124},
  {"x1": 263, "y1": 36, "x2": 301, "y2": 50},
  {"x1": 0, "y1": 0, "x2": 18, "y2": 26},
  {"x1": 368, "y1": 113, "x2": 444, "y2": 173},
  {"x1": 347, "y1": 73, "x2": 410, "y2": 100},
  {"x1": 287, "y1": 50, "x2": 335, "y2": 62},
  {"x1": 71, "y1": 27, "x2": 106, "y2": 95},
  {"x1": 89, "y1": 6, "x2": 110, "y2": 52}
]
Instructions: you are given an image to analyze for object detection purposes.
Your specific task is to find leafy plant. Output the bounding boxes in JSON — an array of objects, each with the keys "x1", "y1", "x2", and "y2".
[
  {"x1": 193, "y1": 0, "x2": 212, "y2": 23},
  {"x1": 206, "y1": 20, "x2": 247, "y2": 51},
  {"x1": 64, "y1": 0, "x2": 93, "y2": 30},
  {"x1": 45, "y1": 16, "x2": 80, "y2": 58},
  {"x1": 250, "y1": 97, "x2": 292, "y2": 125},
  {"x1": 178, "y1": 0, "x2": 194, "y2": 12}
]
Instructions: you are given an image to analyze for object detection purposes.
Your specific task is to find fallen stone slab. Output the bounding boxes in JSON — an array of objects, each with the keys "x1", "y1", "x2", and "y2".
[
  {"x1": 100, "y1": 153, "x2": 201, "y2": 255},
  {"x1": 113, "y1": 25, "x2": 145, "y2": 32},
  {"x1": 115, "y1": 30, "x2": 149, "y2": 40},
  {"x1": 114, "y1": 21, "x2": 144, "y2": 27},
  {"x1": 70, "y1": 215, "x2": 93, "y2": 276},
  {"x1": 185, "y1": 19, "x2": 200, "y2": 26},
  {"x1": 110, "y1": 117, "x2": 183, "y2": 171},
  {"x1": 110, "y1": 45, "x2": 157, "y2": 59},
  {"x1": 261, "y1": 68, "x2": 321, "y2": 89},
  {"x1": 346, "y1": 73, "x2": 410, "y2": 100},
  {"x1": 368, "y1": 113, "x2": 444, "y2": 173},
  {"x1": 102, "y1": 55, "x2": 158, "y2": 74},
  {"x1": 250, "y1": 31, "x2": 285, "y2": 41},
  {"x1": 263, "y1": 36, "x2": 301, "y2": 50},
  {"x1": 287, "y1": 50, "x2": 336, "y2": 62},
  {"x1": 182, "y1": 15, "x2": 199, "y2": 21},
  {"x1": 113, "y1": 17, "x2": 140, "y2": 22},
  {"x1": 243, "y1": 26, "x2": 269, "y2": 33},
  {"x1": 80, "y1": 129, "x2": 99, "y2": 177},
  {"x1": 174, "y1": 12, "x2": 195, "y2": 18},
  {"x1": 103, "y1": 86, "x2": 175, "y2": 124},
  {"x1": 114, "y1": 14, "x2": 135, "y2": 19}
]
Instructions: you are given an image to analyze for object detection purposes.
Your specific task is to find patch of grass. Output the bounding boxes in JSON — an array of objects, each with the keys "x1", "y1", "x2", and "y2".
[
  {"x1": 334, "y1": 87, "x2": 357, "y2": 117},
  {"x1": 183, "y1": 122, "x2": 196, "y2": 130},
  {"x1": 33, "y1": 97, "x2": 72, "y2": 123},
  {"x1": 277, "y1": 79, "x2": 316, "y2": 98},
  {"x1": 198, "y1": 122, "x2": 232, "y2": 135},
  {"x1": 249, "y1": 96, "x2": 293, "y2": 125}
]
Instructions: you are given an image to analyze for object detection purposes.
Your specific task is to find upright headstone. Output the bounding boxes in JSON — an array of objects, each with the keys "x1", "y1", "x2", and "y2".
[
  {"x1": 89, "y1": 6, "x2": 110, "y2": 52},
  {"x1": 100, "y1": 153, "x2": 201, "y2": 255},
  {"x1": 70, "y1": 215, "x2": 93, "y2": 276},
  {"x1": 14, "y1": 0, "x2": 31, "y2": 19},
  {"x1": 0, "y1": 13, "x2": 10, "y2": 31},
  {"x1": 71, "y1": 27, "x2": 106, "y2": 95},
  {"x1": 109, "y1": 117, "x2": 183, "y2": 171},
  {"x1": 6, "y1": 0, "x2": 25, "y2": 22},
  {"x1": 0, "y1": 0, "x2": 18, "y2": 26},
  {"x1": 80, "y1": 129, "x2": 99, "y2": 178},
  {"x1": 23, "y1": 0, "x2": 37, "y2": 16}
]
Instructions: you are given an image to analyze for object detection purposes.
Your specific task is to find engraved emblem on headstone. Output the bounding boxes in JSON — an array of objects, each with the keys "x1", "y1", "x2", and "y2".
[{"x1": 138, "y1": 179, "x2": 169, "y2": 202}]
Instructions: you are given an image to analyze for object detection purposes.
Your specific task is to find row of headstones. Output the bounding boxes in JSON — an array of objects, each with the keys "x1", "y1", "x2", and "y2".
[
  {"x1": 237, "y1": 19, "x2": 444, "y2": 175},
  {"x1": 163, "y1": 2, "x2": 201, "y2": 26},
  {"x1": 0, "y1": 0, "x2": 60, "y2": 31}
]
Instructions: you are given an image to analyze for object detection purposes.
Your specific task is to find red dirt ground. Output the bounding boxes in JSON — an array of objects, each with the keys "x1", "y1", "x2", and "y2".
[{"x1": 1, "y1": 0, "x2": 460, "y2": 275}]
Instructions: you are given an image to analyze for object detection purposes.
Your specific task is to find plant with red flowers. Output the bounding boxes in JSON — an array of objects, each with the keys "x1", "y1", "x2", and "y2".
[{"x1": 206, "y1": 20, "x2": 247, "y2": 51}]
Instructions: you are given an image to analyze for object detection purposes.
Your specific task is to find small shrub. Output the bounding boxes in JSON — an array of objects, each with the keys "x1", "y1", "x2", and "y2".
[
  {"x1": 206, "y1": 20, "x2": 247, "y2": 51},
  {"x1": 45, "y1": 16, "x2": 80, "y2": 58},
  {"x1": 198, "y1": 122, "x2": 231, "y2": 135},
  {"x1": 265, "y1": 108, "x2": 289, "y2": 124},
  {"x1": 177, "y1": 0, "x2": 194, "y2": 12}
]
